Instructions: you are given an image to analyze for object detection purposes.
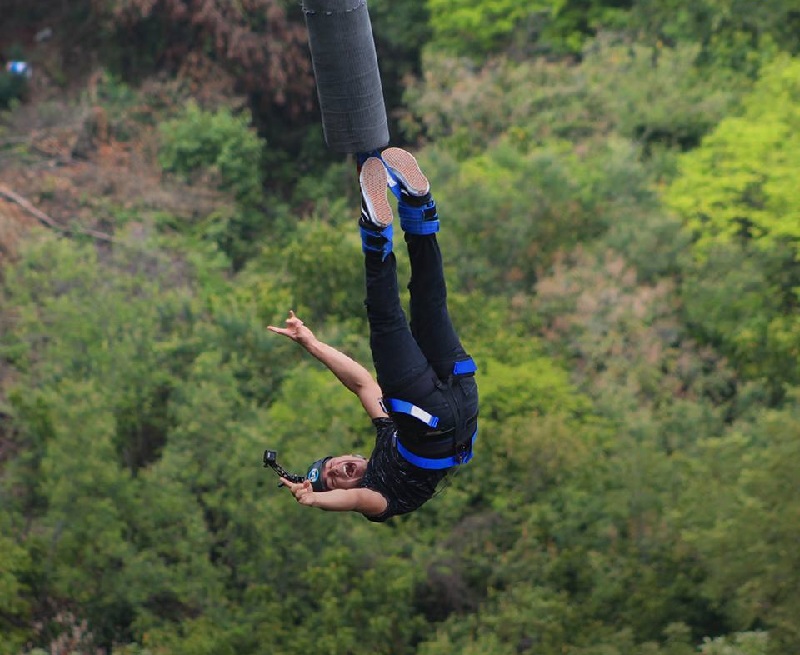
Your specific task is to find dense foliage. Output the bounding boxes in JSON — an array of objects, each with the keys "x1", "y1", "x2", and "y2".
[{"x1": 1, "y1": 1, "x2": 799, "y2": 654}]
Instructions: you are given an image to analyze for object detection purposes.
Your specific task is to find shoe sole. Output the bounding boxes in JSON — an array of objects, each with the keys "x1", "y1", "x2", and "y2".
[
  {"x1": 381, "y1": 147, "x2": 430, "y2": 196},
  {"x1": 360, "y1": 157, "x2": 393, "y2": 227}
]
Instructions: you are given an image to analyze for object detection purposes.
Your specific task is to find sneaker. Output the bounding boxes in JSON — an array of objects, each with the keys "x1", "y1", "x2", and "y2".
[
  {"x1": 359, "y1": 157, "x2": 393, "y2": 228},
  {"x1": 380, "y1": 147, "x2": 431, "y2": 200},
  {"x1": 359, "y1": 157, "x2": 394, "y2": 259},
  {"x1": 380, "y1": 148, "x2": 439, "y2": 235}
]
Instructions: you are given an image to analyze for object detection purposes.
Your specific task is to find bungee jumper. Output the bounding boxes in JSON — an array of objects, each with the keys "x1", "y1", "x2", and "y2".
[
  {"x1": 265, "y1": 1, "x2": 477, "y2": 521},
  {"x1": 268, "y1": 148, "x2": 479, "y2": 521}
]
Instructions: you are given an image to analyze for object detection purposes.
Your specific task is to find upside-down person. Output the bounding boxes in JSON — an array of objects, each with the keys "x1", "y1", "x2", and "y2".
[{"x1": 268, "y1": 148, "x2": 479, "y2": 522}]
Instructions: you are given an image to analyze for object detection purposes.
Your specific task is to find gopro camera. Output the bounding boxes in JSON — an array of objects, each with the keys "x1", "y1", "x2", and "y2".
[{"x1": 262, "y1": 449, "x2": 305, "y2": 485}]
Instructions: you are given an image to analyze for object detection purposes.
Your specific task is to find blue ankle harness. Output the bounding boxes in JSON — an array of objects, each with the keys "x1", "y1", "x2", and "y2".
[
  {"x1": 384, "y1": 358, "x2": 478, "y2": 470},
  {"x1": 383, "y1": 161, "x2": 439, "y2": 235},
  {"x1": 361, "y1": 222, "x2": 393, "y2": 260},
  {"x1": 398, "y1": 197, "x2": 439, "y2": 235}
]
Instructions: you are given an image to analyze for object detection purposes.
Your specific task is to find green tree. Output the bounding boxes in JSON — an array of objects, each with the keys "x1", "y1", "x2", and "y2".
[
  {"x1": 679, "y1": 244, "x2": 798, "y2": 397},
  {"x1": 159, "y1": 102, "x2": 264, "y2": 205},
  {"x1": 428, "y1": 138, "x2": 658, "y2": 294},
  {"x1": 281, "y1": 220, "x2": 364, "y2": 323},
  {"x1": 0, "y1": 523, "x2": 31, "y2": 654},
  {"x1": 31, "y1": 381, "x2": 139, "y2": 646},
  {"x1": 402, "y1": 38, "x2": 743, "y2": 166},
  {"x1": 666, "y1": 56, "x2": 800, "y2": 390},
  {"x1": 539, "y1": 0, "x2": 633, "y2": 54},
  {"x1": 400, "y1": 51, "x2": 603, "y2": 156},
  {"x1": 700, "y1": 632, "x2": 769, "y2": 655},
  {"x1": 629, "y1": 0, "x2": 799, "y2": 72},
  {"x1": 679, "y1": 397, "x2": 800, "y2": 652},
  {"x1": 426, "y1": 0, "x2": 536, "y2": 57},
  {"x1": 425, "y1": 0, "x2": 633, "y2": 57},
  {"x1": 668, "y1": 56, "x2": 800, "y2": 256},
  {"x1": 158, "y1": 102, "x2": 268, "y2": 268},
  {"x1": 1, "y1": 235, "x2": 201, "y2": 473},
  {"x1": 580, "y1": 37, "x2": 745, "y2": 152}
]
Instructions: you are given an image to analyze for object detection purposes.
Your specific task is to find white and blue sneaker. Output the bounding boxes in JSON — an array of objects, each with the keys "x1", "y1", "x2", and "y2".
[
  {"x1": 381, "y1": 147, "x2": 430, "y2": 199},
  {"x1": 380, "y1": 148, "x2": 438, "y2": 235},
  {"x1": 359, "y1": 156, "x2": 394, "y2": 259}
]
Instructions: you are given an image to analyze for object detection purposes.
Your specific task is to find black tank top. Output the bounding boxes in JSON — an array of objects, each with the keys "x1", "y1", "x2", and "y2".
[{"x1": 360, "y1": 417, "x2": 447, "y2": 522}]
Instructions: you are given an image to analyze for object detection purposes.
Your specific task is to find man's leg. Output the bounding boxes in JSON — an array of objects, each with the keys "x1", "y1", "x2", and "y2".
[
  {"x1": 365, "y1": 246, "x2": 461, "y2": 438},
  {"x1": 405, "y1": 232, "x2": 469, "y2": 381},
  {"x1": 359, "y1": 157, "x2": 430, "y2": 394},
  {"x1": 363, "y1": 249, "x2": 431, "y2": 393},
  {"x1": 361, "y1": 153, "x2": 475, "y2": 437},
  {"x1": 380, "y1": 148, "x2": 470, "y2": 381}
]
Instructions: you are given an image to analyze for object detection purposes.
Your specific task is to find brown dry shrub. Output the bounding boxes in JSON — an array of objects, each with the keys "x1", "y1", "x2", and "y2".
[{"x1": 92, "y1": 0, "x2": 315, "y2": 117}]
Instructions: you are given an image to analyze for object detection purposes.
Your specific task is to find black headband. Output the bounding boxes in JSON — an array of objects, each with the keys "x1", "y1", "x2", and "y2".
[{"x1": 306, "y1": 456, "x2": 332, "y2": 492}]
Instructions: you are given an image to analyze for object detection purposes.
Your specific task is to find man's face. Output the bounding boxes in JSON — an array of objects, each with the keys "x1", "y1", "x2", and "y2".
[{"x1": 322, "y1": 455, "x2": 368, "y2": 490}]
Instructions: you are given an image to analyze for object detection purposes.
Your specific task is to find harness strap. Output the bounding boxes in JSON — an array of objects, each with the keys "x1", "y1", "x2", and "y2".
[
  {"x1": 386, "y1": 356, "x2": 478, "y2": 469},
  {"x1": 384, "y1": 398, "x2": 439, "y2": 428},
  {"x1": 396, "y1": 428, "x2": 477, "y2": 470},
  {"x1": 452, "y1": 358, "x2": 477, "y2": 376},
  {"x1": 360, "y1": 223, "x2": 393, "y2": 261},
  {"x1": 398, "y1": 199, "x2": 439, "y2": 235},
  {"x1": 440, "y1": 372, "x2": 469, "y2": 465}
]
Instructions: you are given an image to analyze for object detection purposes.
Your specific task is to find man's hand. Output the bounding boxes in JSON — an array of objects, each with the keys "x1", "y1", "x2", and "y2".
[
  {"x1": 268, "y1": 310, "x2": 315, "y2": 346},
  {"x1": 280, "y1": 477, "x2": 389, "y2": 516},
  {"x1": 280, "y1": 477, "x2": 316, "y2": 506},
  {"x1": 268, "y1": 309, "x2": 387, "y2": 420}
]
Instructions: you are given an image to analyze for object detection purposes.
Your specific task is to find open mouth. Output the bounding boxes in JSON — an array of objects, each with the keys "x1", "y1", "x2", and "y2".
[{"x1": 343, "y1": 462, "x2": 357, "y2": 477}]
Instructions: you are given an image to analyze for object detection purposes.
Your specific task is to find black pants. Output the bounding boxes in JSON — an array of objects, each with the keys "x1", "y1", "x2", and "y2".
[{"x1": 364, "y1": 233, "x2": 478, "y2": 437}]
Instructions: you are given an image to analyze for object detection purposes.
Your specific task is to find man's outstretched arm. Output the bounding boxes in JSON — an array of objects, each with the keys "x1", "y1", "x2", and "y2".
[
  {"x1": 281, "y1": 478, "x2": 388, "y2": 516},
  {"x1": 268, "y1": 310, "x2": 387, "y2": 420}
]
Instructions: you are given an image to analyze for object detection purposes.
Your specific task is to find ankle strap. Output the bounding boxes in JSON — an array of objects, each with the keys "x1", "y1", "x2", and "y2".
[{"x1": 399, "y1": 198, "x2": 439, "y2": 235}]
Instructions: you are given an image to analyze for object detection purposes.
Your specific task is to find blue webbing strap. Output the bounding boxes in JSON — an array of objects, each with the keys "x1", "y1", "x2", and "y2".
[
  {"x1": 452, "y1": 358, "x2": 477, "y2": 376},
  {"x1": 360, "y1": 223, "x2": 393, "y2": 261},
  {"x1": 387, "y1": 356, "x2": 478, "y2": 469},
  {"x1": 398, "y1": 199, "x2": 439, "y2": 235},
  {"x1": 396, "y1": 429, "x2": 477, "y2": 470},
  {"x1": 385, "y1": 398, "x2": 439, "y2": 428}
]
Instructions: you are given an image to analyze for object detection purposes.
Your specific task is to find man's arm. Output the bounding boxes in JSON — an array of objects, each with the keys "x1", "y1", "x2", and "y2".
[
  {"x1": 268, "y1": 311, "x2": 387, "y2": 420},
  {"x1": 281, "y1": 478, "x2": 388, "y2": 516}
]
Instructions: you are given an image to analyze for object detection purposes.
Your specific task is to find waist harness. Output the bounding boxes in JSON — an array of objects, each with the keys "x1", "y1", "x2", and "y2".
[{"x1": 384, "y1": 357, "x2": 478, "y2": 470}]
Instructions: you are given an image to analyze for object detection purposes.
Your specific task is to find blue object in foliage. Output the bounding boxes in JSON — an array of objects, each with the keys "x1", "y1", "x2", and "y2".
[{"x1": 6, "y1": 61, "x2": 32, "y2": 78}]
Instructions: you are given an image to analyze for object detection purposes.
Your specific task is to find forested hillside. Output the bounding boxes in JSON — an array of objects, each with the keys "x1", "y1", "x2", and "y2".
[{"x1": 1, "y1": 1, "x2": 799, "y2": 654}]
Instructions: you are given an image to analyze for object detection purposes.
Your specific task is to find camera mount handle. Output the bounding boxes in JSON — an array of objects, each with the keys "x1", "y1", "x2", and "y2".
[{"x1": 263, "y1": 449, "x2": 305, "y2": 486}]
